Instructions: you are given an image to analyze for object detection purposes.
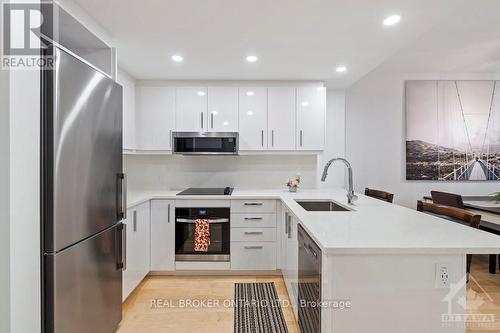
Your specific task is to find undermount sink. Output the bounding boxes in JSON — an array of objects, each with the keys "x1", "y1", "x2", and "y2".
[{"x1": 295, "y1": 200, "x2": 352, "y2": 212}]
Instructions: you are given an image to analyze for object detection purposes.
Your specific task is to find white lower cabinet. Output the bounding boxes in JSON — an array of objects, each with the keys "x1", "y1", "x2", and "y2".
[
  {"x1": 231, "y1": 242, "x2": 277, "y2": 270},
  {"x1": 282, "y1": 208, "x2": 299, "y2": 318},
  {"x1": 123, "y1": 201, "x2": 151, "y2": 301},
  {"x1": 150, "y1": 200, "x2": 175, "y2": 271},
  {"x1": 231, "y1": 199, "x2": 277, "y2": 214},
  {"x1": 230, "y1": 201, "x2": 278, "y2": 271},
  {"x1": 231, "y1": 227, "x2": 277, "y2": 242}
]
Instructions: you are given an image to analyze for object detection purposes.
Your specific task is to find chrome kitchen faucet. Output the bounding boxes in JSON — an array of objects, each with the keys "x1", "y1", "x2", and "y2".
[{"x1": 321, "y1": 158, "x2": 358, "y2": 205}]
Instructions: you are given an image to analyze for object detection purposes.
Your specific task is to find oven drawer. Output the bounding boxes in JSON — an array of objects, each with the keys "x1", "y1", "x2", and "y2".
[
  {"x1": 231, "y1": 213, "x2": 276, "y2": 228},
  {"x1": 231, "y1": 242, "x2": 277, "y2": 270},
  {"x1": 231, "y1": 200, "x2": 277, "y2": 213},
  {"x1": 231, "y1": 228, "x2": 276, "y2": 242}
]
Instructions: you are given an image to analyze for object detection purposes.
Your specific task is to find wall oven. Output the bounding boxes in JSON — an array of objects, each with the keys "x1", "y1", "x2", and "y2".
[{"x1": 175, "y1": 207, "x2": 230, "y2": 262}]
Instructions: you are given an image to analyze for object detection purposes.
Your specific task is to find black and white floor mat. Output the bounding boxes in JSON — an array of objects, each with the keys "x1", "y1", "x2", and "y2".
[{"x1": 234, "y1": 282, "x2": 289, "y2": 333}]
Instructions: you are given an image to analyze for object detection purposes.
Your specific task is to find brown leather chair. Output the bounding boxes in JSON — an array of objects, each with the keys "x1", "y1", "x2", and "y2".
[
  {"x1": 430, "y1": 191, "x2": 498, "y2": 274},
  {"x1": 431, "y1": 191, "x2": 464, "y2": 209},
  {"x1": 417, "y1": 200, "x2": 481, "y2": 277},
  {"x1": 365, "y1": 188, "x2": 394, "y2": 203}
]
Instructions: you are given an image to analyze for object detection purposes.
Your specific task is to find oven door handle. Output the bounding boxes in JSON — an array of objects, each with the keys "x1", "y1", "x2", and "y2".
[{"x1": 176, "y1": 218, "x2": 230, "y2": 224}]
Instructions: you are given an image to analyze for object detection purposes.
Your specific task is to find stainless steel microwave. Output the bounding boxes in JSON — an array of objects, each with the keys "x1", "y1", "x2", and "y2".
[{"x1": 172, "y1": 132, "x2": 239, "y2": 155}]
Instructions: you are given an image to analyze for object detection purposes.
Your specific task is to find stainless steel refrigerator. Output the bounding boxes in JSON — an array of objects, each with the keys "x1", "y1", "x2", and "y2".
[{"x1": 41, "y1": 43, "x2": 126, "y2": 333}]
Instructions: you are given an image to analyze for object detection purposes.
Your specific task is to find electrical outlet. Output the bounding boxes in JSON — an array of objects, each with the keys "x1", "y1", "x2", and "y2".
[{"x1": 435, "y1": 263, "x2": 450, "y2": 288}]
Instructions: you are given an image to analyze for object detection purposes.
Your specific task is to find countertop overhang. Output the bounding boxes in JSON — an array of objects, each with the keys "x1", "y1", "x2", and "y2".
[{"x1": 127, "y1": 189, "x2": 500, "y2": 255}]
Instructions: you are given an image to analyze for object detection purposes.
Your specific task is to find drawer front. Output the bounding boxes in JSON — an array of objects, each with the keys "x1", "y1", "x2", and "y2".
[
  {"x1": 231, "y1": 228, "x2": 276, "y2": 242},
  {"x1": 231, "y1": 213, "x2": 277, "y2": 228},
  {"x1": 231, "y1": 200, "x2": 277, "y2": 213},
  {"x1": 176, "y1": 199, "x2": 230, "y2": 208},
  {"x1": 231, "y1": 242, "x2": 277, "y2": 270}
]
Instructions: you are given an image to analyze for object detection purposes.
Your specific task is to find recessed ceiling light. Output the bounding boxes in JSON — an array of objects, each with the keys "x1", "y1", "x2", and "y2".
[
  {"x1": 317, "y1": 87, "x2": 325, "y2": 91},
  {"x1": 223, "y1": 121, "x2": 229, "y2": 126},
  {"x1": 301, "y1": 101, "x2": 309, "y2": 107},
  {"x1": 383, "y1": 15, "x2": 401, "y2": 26},
  {"x1": 246, "y1": 55, "x2": 258, "y2": 63},
  {"x1": 247, "y1": 111, "x2": 254, "y2": 116},
  {"x1": 336, "y1": 66, "x2": 347, "y2": 73},
  {"x1": 197, "y1": 91, "x2": 206, "y2": 96},
  {"x1": 246, "y1": 91, "x2": 255, "y2": 96},
  {"x1": 171, "y1": 55, "x2": 183, "y2": 62},
  {"x1": 211, "y1": 110, "x2": 218, "y2": 115}
]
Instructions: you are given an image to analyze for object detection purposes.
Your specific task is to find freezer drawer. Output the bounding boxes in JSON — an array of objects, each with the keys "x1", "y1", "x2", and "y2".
[{"x1": 43, "y1": 224, "x2": 124, "y2": 333}]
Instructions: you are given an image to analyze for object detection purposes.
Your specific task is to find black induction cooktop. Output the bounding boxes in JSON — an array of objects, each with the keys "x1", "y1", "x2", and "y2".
[{"x1": 176, "y1": 187, "x2": 233, "y2": 196}]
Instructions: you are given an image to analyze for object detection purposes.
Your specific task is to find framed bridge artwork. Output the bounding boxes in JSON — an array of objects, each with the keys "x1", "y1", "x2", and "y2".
[{"x1": 405, "y1": 80, "x2": 500, "y2": 181}]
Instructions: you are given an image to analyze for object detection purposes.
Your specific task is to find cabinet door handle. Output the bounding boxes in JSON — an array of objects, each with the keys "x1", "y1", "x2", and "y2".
[
  {"x1": 300, "y1": 130, "x2": 303, "y2": 146},
  {"x1": 133, "y1": 210, "x2": 137, "y2": 232},
  {"x1": 211, "y1": 113, "x2": 214, "y2": 129},
  {"x1": 287, "y1": 215, "x2": 292, "y2": 239},
  {"x1": 169, "y1": 130, "x2": 172, "y2": 149},
  {"x1": 201, "y1": 112, "x2": 204, "y2": 129},
  {"x1": 244, "y1": 246, "x2": 263, "y2": 250},
  {"x1": 261, "y1": 130, "x2": 264, "y2": 147},
  {"x1": 271, "y1": 130, "x2": 274, "y2": 147},
  {"x1": 244, "y1": 202, "x2": 263, "y2": 206},
  {"x1": 304, "y1": 244, "x2": 318, "y2": 258},
  {"x1": 244, "y1": 217, "x2": 263, "y2": 221},
  {"x1": 285, "y1": 212, "x2": 288, "y2": 236},
  {"x1": 167, "y1": 204, "x2": 171, "y2": 223},
  {"x1": 244, "y1": 231, "x2": 263, "y2": 235}
]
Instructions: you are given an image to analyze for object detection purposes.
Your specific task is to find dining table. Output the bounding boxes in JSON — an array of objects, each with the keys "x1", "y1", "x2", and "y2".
[{"x1": 423, "y1": 195, "x2": 500, "y2": 273}]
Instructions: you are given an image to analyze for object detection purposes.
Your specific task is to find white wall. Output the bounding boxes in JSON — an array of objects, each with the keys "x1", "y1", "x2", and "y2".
[
  {"x1": 0, "y1": 62, "x2": 11, "y2": 333},
  {"x1": 9, "y1": 69, "x2": 41, "y2": 333},
  {"x1": 124, "y1": 86, "x2": 346, "y2": 191},
  {"x1": 345, "y1": 68, "x2": 500, "y2": 208}
]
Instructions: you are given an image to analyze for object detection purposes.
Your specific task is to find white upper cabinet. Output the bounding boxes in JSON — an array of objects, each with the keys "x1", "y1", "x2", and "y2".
[
  {"x1": 296, "y1": 87, "x2": 325, "y2": 150},
  {"x1": 268, "y1": 87, "x2": 296, "y2": 150},
  {"x1": 208, "y1": 87, "x2": 239, "y2": 132},
  {"x1": 175, "y1": 87, "x2": 208, "y2": 131},
  {"x1": 238, "y1": 87, "x2": 268, "y2": 150},
  {"x1": 116, "y1": 69, "x2": 136, "y2": 150},
  {"x1": 136, "y1": 86, "x2": 175, "y2": 150}
]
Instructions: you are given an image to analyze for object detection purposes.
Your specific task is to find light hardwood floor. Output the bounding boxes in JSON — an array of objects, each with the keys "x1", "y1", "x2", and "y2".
[
  {"x1": 468, "y1": 254, "x2": 500, "y2": 332},
  {"x1": 117, "y1": 275, "x2": 299, "y2": 333},
  {"x1": 117, "y1": 256, "x2": 500, "y2": 333}
]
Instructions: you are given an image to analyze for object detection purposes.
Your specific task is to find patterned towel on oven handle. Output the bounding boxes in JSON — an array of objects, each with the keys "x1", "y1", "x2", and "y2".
[{"x1": 194, "y1": 219, "x2": 210, "y2": 252}]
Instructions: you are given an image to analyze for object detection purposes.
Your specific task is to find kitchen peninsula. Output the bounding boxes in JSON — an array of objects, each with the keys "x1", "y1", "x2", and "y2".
[{"x1": 125, "y1": 188, "x2": 500, "y2": 333}]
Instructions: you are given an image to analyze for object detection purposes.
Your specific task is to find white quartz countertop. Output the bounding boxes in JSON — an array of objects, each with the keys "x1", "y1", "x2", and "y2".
[{"x1": 127, "y1": 188, "x2": 500, "y2": 255}]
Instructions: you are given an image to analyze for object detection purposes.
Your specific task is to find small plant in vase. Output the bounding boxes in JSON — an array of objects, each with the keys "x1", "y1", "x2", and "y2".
[
  {"x1": 286, "y1": 176, "x2": 301, "y2": 192},
  {"x1": 493, "y1": 192, "x2": 500, "y2": 203}
]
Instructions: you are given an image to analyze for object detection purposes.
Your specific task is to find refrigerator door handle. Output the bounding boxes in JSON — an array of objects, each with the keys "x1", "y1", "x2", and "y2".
[
  {"x1": 117, "y1": 223, "x2": 127, "y2": 271},
  {"x1": 118, "y1": 173, "x2": 127, "y2": 219}
]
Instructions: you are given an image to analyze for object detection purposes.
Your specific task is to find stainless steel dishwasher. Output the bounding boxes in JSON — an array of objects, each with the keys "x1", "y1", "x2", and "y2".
[{"x1": 297, "y1": 224, "x2": 322, "y2": 333}]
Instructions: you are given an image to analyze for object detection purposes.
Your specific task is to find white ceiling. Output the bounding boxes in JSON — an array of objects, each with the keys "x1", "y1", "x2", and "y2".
[{"x1": 73, "y1": 0, "x2": 500, "y2": 88}]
